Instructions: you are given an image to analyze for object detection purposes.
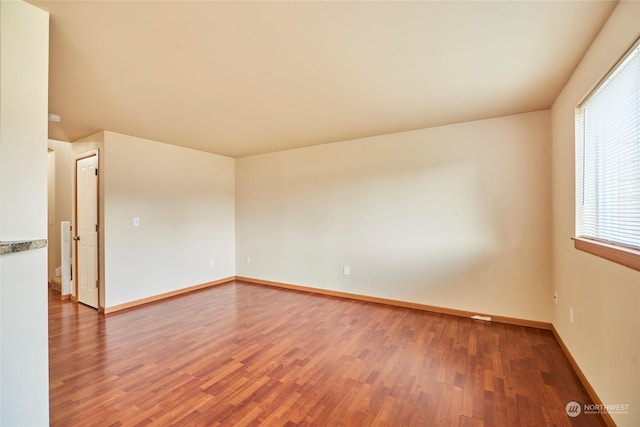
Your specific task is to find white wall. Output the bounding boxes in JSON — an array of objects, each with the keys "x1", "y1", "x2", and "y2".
[
  {"x1": 0, "y1": 1, "x2": 50, "y2": 425},
  {"x1": 47, "y1": 150, "x2": 57, "y2": 280},
  {"x1": 48, "y1": 139, "x2": 74, "y2": 286},
  {"x1": 103, "y1": 132, "x2": 236, "y2": 308},
  {"x1": 551, "y1": 2, "x2": 640, "y2": 425},
  {"x1": 236, "y1": 111, "x2": 552, "y2": 322}
]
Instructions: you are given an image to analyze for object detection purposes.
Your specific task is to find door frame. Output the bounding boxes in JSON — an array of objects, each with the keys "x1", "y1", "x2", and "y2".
[{"x1": 73, "y1": 149, "x2": 100, "y2": 310}]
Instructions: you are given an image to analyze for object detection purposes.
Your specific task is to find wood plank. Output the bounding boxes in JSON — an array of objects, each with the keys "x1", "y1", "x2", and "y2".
[{"x1": 49, "y1": 282, "x2": 606, "y2": 426}]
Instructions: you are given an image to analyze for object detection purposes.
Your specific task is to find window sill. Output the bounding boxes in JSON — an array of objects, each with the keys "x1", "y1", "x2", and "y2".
[{"x1": 572, "y1": 237, "x2": 640, "y2": 272}]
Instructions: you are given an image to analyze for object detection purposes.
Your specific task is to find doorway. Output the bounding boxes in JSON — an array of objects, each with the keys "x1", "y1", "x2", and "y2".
[{"x1": 74, "y1": 151, "x2": 99, "y2": 308}]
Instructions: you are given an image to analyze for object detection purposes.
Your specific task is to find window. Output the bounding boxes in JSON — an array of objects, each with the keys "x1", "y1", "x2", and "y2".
[{"x1": 575, "y1": 39, "x2": 640, "y2": 271}]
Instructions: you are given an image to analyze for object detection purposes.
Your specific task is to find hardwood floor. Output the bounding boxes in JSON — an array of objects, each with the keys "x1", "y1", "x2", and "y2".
[{"x1": 49, "y1": 281, "x2": 605, "y2": 426}]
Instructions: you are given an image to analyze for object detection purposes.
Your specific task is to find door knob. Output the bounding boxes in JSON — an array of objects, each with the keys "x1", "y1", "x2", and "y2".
[{"x1": 72, "y1": 236, "x2": 80, "y2": 241}]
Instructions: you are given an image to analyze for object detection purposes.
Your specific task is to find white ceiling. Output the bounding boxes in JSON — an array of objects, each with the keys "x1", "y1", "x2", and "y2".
[{"x1": 31, "y1": 0, "x2": 616, "y2": 158}]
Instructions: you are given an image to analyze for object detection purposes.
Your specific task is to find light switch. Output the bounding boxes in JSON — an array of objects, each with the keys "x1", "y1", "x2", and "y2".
[{"x1": 133, "y1": 217, "x2": 140, "y2": 227}]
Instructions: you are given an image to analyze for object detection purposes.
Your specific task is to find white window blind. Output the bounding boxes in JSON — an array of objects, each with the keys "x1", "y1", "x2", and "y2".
[{"x1": 576, "y1": 40, "x2": 640, "y2": 251}]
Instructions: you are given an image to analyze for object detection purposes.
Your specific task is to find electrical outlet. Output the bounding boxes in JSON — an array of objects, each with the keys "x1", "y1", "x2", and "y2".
[
  {"x1": 343, "y1": 265, "x2": 350, "y2": 276},
  {"x1": 553, "y1": 290, "x2": 558, "y2": 304},
  {"x1": 245, "y1": 256, "x2": 251, "y2": 264},
  {"x1": 133, "y1": 217, "x2": 140, "y2": 227},
  {"x1": 209, "y1": 258, "x2": 215, "y2": 267}
]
